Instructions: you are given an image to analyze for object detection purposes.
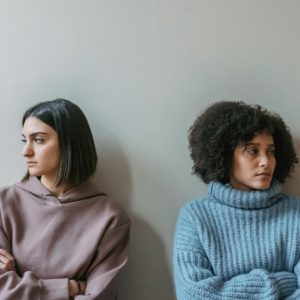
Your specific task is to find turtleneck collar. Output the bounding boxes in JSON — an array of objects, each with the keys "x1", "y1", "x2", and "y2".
[{"x1": 208, "y1": 180, "x2": 282, "y2": 209}]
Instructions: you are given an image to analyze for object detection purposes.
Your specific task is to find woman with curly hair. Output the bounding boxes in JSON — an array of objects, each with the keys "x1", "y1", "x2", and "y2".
[{"x1": 173, "y1": 101, "x2": 299, "y2": 299}]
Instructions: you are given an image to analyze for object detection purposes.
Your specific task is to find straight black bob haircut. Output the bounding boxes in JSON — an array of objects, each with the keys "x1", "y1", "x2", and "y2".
[
  {"x1": 22, "y1": 98, "x2": 98, "y2": 187},
  {"x1": 189, "y1": 101, "x2": 298, "y2": 184}
]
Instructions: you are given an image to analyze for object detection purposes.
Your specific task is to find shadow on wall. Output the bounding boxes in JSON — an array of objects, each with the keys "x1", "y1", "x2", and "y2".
[
  {"x1": 283, "y1": 137, "x2": 300, "y2": 196},
  {"x1": 118, "y1": 215, "x2": 175, "y2": 300},
  {"x1": 94, "y1": 140, "x2": 175, "y2": 300}
]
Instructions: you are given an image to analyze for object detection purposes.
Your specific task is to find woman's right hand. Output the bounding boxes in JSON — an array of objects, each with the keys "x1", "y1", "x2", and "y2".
[
  {"x1": 0, "y1": 249, "x2": 16, "y2": 272},
  {"x1": 69, "y1": 279, "x2": 87, "y2": 298}
]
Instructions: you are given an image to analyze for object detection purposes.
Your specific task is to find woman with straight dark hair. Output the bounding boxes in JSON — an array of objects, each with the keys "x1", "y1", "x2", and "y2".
[
  {"x1": 0, "y1": 98, "x2": 130, "y2": 299},
  {"x1": 173, "y1": 101, "x2": 299, "y2": 299}
]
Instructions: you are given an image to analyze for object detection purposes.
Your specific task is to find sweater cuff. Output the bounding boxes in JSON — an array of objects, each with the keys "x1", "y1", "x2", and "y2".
[
  {"x1": 41, "y1": 278, "x2": 69, "y2": 300},
  {"x1": 270, "y1": 272, "x2": 297, "y2": 298}
]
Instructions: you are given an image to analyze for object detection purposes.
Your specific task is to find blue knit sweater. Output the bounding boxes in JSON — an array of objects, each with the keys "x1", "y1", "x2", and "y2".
[{"x1": 173, "y1": 181, "x2": 300, "y2": 299}]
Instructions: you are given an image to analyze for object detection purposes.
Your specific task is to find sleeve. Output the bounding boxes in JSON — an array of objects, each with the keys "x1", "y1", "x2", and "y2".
[
  {"x1": 173, "y1": 207, "x2": 298, "y2": 300},
  {"x1": 283, "y1": 261, "x2": 300, "y2": 299},
  {"x1": 74, "y1": 220, "x2": 130, "y2": 300},
  {"x1": 0, "y1": 215, "x2": 69, "y2": 300}
]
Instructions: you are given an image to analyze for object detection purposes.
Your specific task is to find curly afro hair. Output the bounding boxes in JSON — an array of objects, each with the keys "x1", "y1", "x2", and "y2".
[{"x1": 189, "y1": 101, "x2": 298, "y2": 184}]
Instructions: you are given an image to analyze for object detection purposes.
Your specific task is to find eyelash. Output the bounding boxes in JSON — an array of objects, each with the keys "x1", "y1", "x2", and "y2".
[
  {"x1": 34, "y1": 138, "x2": 44, "y2": 144},
  {"x1": 21, "y1": 138, "x2": 44, "y2": 144},
  {"x1": 246, "y1": 148, "x2": 258, "y2": 155},
  {"x1": 245, "y1": 148, "x2": 275, "y2": 156}
]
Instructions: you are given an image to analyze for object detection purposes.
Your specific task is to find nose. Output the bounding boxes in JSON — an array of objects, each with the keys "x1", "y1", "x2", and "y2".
[
  {"x1": 259, "y1": 154, "x2": 270, "y2": 167},
  {"x1": 22, "y1": 142, "x2": 33, "y2": 157}
]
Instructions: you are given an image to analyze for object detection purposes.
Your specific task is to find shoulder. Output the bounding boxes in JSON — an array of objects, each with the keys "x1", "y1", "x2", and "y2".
[
  {"x1": 80, "y1": 191, "x2": 130, "y2": 230},
  {"x1": 100, "y1": 197, "x2": 130, "y2": 229},
  {"x1": 178, "y1": 196, "x2": 211, "y2": 217},
  {"x1": 82, "y1": 183, "x2": 130, "y2": 229},
  {"x1": 0, "y1": 183, "x2": 21, "y2": 203},
  {"x1": 62, "y1": 179, "x2": 131, "y2": 227},
  {"x1": 0, "y1": 183, "x2": 26, "y2": 216},
  {"x1": 282, "y1": 193, "x2": 300, "y2": 201},
  {"x1": 0, "y1": 184, "x2": 13, "y2": 195},
  {"x1": 176, "y1": 196, "x2": 211, "y2": 229},
  {"x1": 277, "y1": 192, "x2": 300, "y2": 209}
]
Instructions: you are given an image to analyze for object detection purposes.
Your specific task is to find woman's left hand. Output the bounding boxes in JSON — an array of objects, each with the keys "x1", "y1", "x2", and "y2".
[{"x1": 0, "y1": 249, "x2": 16, "y2": 272}]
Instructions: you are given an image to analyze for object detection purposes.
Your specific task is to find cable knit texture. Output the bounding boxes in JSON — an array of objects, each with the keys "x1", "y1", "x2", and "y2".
[{"x1": 173, "y1": 181, "x2": 300, "y2": 299}]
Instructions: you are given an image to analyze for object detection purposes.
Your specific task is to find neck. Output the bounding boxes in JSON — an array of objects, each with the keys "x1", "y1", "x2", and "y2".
[{"x1": 40, "y1": 176, "x2": 68, "y2": 197}]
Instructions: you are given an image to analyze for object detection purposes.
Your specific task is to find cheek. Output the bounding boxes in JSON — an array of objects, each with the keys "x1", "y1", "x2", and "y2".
[
  {"x1": 232, "y1": 157, "x2": 247, "y2": 171},
  {"x1": 44, "y1": 145, "x2": 60, "y2": 164},
  {"x1": 51, "y1": 150, "x2": 60, "y2": 165},
  {"x1": 271, "y1": 157, "x2": 276, "y2": 169}
]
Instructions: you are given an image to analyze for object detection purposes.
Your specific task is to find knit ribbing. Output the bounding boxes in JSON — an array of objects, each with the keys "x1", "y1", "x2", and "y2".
[
  {"x1": 208, "y1": 180, "x2": 282, "y2": 209},
  {"x1": 173, "y1": 182, "x2": 300, "y2": 299}
]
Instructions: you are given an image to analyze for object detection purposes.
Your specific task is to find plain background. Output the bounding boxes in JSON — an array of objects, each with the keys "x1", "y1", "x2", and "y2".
[{"x1": 0, "y1": 1, "x2": 299, "y2": 299}]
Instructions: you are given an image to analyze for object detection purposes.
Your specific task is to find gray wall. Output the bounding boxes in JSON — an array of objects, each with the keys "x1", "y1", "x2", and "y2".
[{"x1": 0, "y1": 1, "x2": 299, "y2": 299}]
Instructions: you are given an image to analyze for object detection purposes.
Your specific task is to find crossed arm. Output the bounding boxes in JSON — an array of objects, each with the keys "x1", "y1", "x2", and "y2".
[
  {"x1": 0, "y1": 249, "x2": 85, "y2": 298},
  {"x1": 0, "y1": 220, "x2": 130, "y2": 300},
  {"x1": 173, "y1": 208, "x2": 300, "y2": 300}
]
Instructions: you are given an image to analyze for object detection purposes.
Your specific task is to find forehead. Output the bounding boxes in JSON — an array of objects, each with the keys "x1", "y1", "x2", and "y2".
[
  {"x1": 22, "y1": 117, "x2": 56, "y2": 136},
  {"x1": 246, "y1": 132, "x2": 274, "y2": 145}
]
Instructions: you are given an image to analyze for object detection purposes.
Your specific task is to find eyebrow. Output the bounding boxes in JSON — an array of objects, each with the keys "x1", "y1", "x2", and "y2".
[
  {"x1": 22, "y1": 132, "x2": 48, "y2": 137},
  {"x1": 245, "y1": 142, "x2": 275, "y2": 147}
]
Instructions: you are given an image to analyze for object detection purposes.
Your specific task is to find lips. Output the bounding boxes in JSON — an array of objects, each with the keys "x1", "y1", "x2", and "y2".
[
  {"x1": 256, "y1": 172, "x2": 271, "y2": 177},
  {"x1": 26, "y1": 161, "x2": 37, "y2": 167}
]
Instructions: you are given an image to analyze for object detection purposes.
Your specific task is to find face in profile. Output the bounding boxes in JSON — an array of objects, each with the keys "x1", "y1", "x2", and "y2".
[
  {"x1": 22, "y1": 117, "x2": 60, "y2": 185},
  {"x1": 230, "y1": 132, "x2": 276, "y2": 191}
]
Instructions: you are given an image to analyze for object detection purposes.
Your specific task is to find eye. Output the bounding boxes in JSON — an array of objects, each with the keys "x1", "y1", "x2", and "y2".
[
  {"x1": 268, "y1": 148, "x2": 275, "y2": 155},
  {"x1": 34, "y1": 138, "x2": 44, "y2": 144},
  {"x1": 246, "y1": 147, "x2": 258, "y2": 155},
  {"x1": 21, "y1": 138, "x2": 27, "y2": 144}
]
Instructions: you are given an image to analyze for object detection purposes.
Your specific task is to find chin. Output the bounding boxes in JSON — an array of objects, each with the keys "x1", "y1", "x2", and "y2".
[
  {"x1": 252, "y1": 183, "x2": 272, "y2": 190},
  {"x1": 28, "y1": 171, "x2": 41, "y2": 177}
]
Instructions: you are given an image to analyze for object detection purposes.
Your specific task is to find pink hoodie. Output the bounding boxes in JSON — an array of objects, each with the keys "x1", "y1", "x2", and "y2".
[{"x1": 0, "y1": 176, "x2": 130, "y2": 300}]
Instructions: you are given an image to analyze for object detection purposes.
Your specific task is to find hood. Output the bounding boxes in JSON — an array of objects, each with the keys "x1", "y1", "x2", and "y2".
[{"x1": 15, "y1": 176, "x2": 107, "y2": 204}]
